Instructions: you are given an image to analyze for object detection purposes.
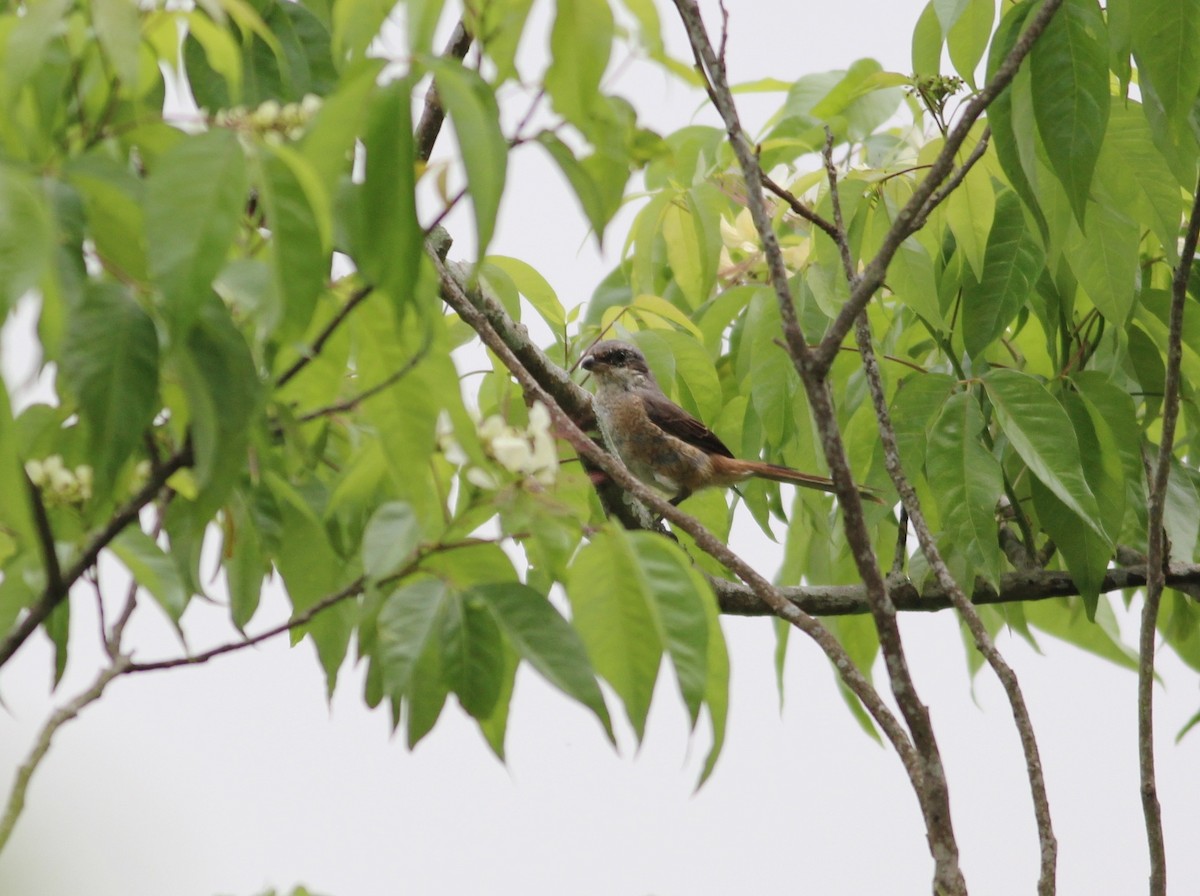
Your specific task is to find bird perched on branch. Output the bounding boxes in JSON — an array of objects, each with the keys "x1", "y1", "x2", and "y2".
[{"x1": 581, "y1": 339, "x2": 877, "y2": 505}]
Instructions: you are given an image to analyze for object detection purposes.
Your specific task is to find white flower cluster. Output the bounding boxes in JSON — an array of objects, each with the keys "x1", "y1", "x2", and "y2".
[
  {"x1": 211, "y1": 94, "x2": 323, "y2": 142},
  {"x1": 25, "y1": 455, "x2": 93, "y2": 504},
  {"x1": 437, "y1": 403, "x2": 559, "y2": 490}
]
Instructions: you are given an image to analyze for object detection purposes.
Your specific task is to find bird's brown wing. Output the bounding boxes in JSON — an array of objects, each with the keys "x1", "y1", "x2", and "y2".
[{"x1": 638, "y1": 388, "x2": 735, "y2": 458}]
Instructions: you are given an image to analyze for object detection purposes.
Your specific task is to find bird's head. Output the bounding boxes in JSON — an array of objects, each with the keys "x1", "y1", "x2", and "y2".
[{"x1": 581, "y1": 340, "x2": 655, "y2": 389}]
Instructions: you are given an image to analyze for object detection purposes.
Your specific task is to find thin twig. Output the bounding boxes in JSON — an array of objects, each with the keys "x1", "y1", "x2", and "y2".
[
  {"x1": 128, "y1": 576, "x2": 367, "y2": 673},
  {"x1": 24, "y1": 473, "x2": 62, "y2": 599},
  {"x1": 820, "y1": 127, "x2": 855, "y2": 280},
  {"x1": 760, "y1": 173, "x2": 841, "y2": 244},
  {"x1": 275, "y1": 285, "x2": 374, "y2": 388},
  {"x1": 1138, "y1": 172, "x2": 1200, "y2": 896},
  {"x1": 298, "y1": 338, "x2": 432, "y2": 423},
  {"x1": 0, "y1": 654, "x2": 131, "y2": 852}
]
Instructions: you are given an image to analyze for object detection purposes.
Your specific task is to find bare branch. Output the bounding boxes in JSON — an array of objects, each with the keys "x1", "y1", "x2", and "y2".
[
  {"x1": 415, "y1": 20, "x2": 474, "y2": 164},
  {"x1": 128, "y1": 576, "x2": 366, "y2": 674},
  {"x1": 1138, "y1": 171, "x2": 1200, "y2": 896},
  {"x1": 0, "y1": 654, "x2": 131, "y2": 852},
  {"x1": 711, "y1": 561, "x2": 1200, "y2": 617}
]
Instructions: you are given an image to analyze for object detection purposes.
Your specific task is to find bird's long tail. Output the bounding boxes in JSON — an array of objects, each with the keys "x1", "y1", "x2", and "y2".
[{"x1": 738, "y1": 460, "x2": 884, "y2": 503}]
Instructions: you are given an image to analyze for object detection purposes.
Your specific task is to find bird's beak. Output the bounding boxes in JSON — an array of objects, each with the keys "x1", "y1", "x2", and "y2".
[{"x1": 581, "y1": 356, "x2": 596, "y2": 371}]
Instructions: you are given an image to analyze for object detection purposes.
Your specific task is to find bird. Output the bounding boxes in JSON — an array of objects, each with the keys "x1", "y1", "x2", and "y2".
[{"x1": 581, "y1": 339, "x2": 877, "y2": 505}]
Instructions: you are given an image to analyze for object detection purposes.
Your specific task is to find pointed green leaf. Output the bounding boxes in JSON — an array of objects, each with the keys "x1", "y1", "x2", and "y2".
[
  {"x1": 255, "y1": 147, "x2": 327, "y2": 340},
  {"x1": 946, "y1": 0, "x2": 994, "y2": 86},
  {"x1": 485, "y1": 256, "x2": 565, "y2": 331},
  {"x1": 944, "y1": 164, "x2": 994, "y2": 281},
  {"x1": 355, "y1": 78, "x2": 422, "y2": 309},
  {"x1": 962, "y1": 190, "x2": 1045, "y2": 357},
  {"x1": 912, "y1": 2, "x2": 944, "y2": 75},
  {"x1": 566, "y1": 528, "x2": 662, "y2": 738},
  {"x1": 59, "y1": 283, "x2": 159, "y2": 497},
  {"x1": 982, "y1": 369, "x2": 1106, "y2": 540},
  {"x1": 544, "y1": 0, "x2": 613, "y2": 126},
  {"x1": 146, "y1": 129, "x2": 247, "y2": 335},
  {"x1": 441, "y1": 590, "x2": 504, "y2": 720},
  {"x1": 1030, "y1": 0, "x2": 1110, "y2": 223},
  {"x1": 422, "y1": 57, "x2": 508, "y2": 259},
  {"x1": 927, "y1": 392, "x2": 1005, "y2": 585},
  {"x1": 376, "y1": 579, "x2": 446, "y2": 699},
  {"x1": 111, "y1": 528, "x2": 189, "y2": 623},
  {"x1": 628, "y1": 532, "x2": 711, "y2": 726},
  {"x1": 0, "y1": 389, "x2": 39, "y2": 557},
  {"x1": 473, "y1": 582, "x2": 614, "y2": 740},
  {"x1": 1131, "y1": 0, "x2": 1200, "y2": 130}
]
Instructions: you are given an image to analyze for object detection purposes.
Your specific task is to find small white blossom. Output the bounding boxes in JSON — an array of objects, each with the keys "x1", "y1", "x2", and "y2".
[{"x1": 465, "y1": 467, "x2": 499, "y2": 489}]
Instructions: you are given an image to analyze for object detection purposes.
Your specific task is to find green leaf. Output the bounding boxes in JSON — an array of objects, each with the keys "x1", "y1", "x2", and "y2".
[
  {"x1": 92, "y1": 0, "x2": 143, "y2": 88},
  {"x1": 0, "y1": 164, "x2": 53, "y2": 311},
  {"x1": 982, "y1": 369, "x2": 1106, "y2": 540},
  {"x1": 111, "y1": 528, "x2": 189, "y2": 624},
  {"x1": 985, "y1": 0, "x2": 1047, "y2": 234},
  {"x1": 376, "y1": 579, "x2": 446, "y2": 703},
  {"x1": 422, "y1": 57, "x2": 508, "y2": 259},
  {"x1": 1096, "y1": 100, "x2": 1186, "y2": 263},
  {"x1": 354, "y1": 78, "x2": 422, "y2": 310},
  {"x1": 1131, "y1": 0, "x2": 1200, "y2": 130},
  {"x1": 911, "y1": 2, "x2": 944, "y2": 75},
  {"x1": 943, "y1": 163, "x2": 994, "y2": 281},
  {"x1": 361, "y1": 501, "x2": 421, "y2": 582},
  {"x1": 535, "y1": 131, "x2": 624, "y2": 244},
  {"x1": 174, "y1": 300, "x2": 261, "y2": 509},
  {"x1": 1064, "y1": 200, "x2": 1140, "y2": 324},
  {"x1": 470, "y1": 0, "x2": 536, "y2": 83},
  {"x1": 926, "y1": 392, "x2": 1006, "y2": 585},
  {"x1": 59, "y1": 283, "x2": 159, "y2": 497},
  {"x1": 566, "y1": 528, "x2": 662, "y2": 738},
  {"x1": 270, "y1": 474, "x2": 354, "y2": 693},
  {"x1": 472, "y1": 582, "x2": 614, "y2": 740},
  {"x1": 66, "y1": 155, "x2": 148, "y2": 284},
  {"x1": 627, "y1": 532, "x2": 711, "y2": 726},
  {"x1": 485, "y1": 256, "x2": 565, "y2": 331},
  {"x1": 1030, "y1": 0, "x2": 1110, "y2": 223},
  {"x1": 255, "y1": 147, "x2": 327, "y2": 340},
  {"x1": 961, "y1": 190, "x2": 1045, "y2": 357},
  {"x1": 946, "y1": 0, "x2": 994, "y2": 86},
  {"x1": 544, "y1": 0, "x2": 613, "y2": 126},
  {"x1": 440, "y1": 590, "x2": 504, "y2": 720},
  {"x1": 146, "y1": 129, "x2": 248, "y2": 335}
]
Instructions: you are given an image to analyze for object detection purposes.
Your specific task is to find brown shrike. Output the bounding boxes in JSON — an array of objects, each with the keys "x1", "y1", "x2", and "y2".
[{"x1": 582, "y1": 339, "x2": 871, "y2": 505}]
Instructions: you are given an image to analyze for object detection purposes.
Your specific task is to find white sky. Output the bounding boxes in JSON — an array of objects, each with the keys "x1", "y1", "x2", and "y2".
[{"x1": 3, "y1": 1, "x2": 1200, "y2": 894}]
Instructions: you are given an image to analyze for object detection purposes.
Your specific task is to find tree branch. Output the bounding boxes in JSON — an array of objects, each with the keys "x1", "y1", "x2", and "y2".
[
  {"x1": 1138, "y1": 172, "x2": 1200, "y2": 896},
  {"x1": 711, "y1": 561, "x2": 1200, "y2": 617},
  {"x1": 0, "y1": 442, "x2": 193, "y2": 670},
  {"x1": 415, "y1": 20, "x2": 474, "y2": 164},
  {"x1": 0, "y1": 653, "x2": 131, "y2": 852}
]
